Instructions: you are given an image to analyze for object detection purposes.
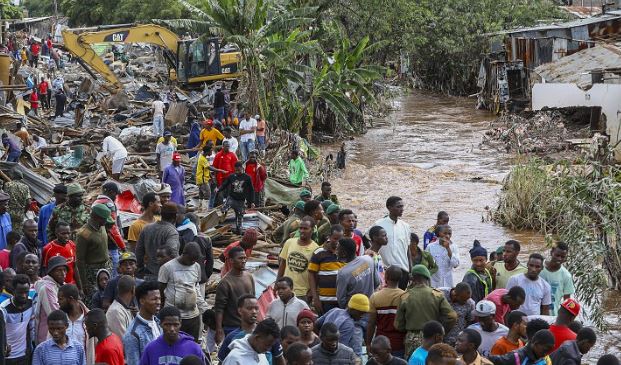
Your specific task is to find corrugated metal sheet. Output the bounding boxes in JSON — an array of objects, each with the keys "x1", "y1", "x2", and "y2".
[
  {"x1": 534, "y1": 42, "x2": 621, "y2": 86},
  {"x1": 0, "y1": 162, "x2": 54, "y2": 204}
]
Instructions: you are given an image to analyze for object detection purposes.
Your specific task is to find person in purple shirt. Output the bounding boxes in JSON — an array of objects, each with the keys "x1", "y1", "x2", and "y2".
[
  {"x1": 140, "y1": 306, "x2": 206, "y2": 365},
  {"x1": 162, "y1": 153, "x2": 186, "y2": 206},
  {"x1": 2, "y1": 133, "x2": 21, "y2": 162}
]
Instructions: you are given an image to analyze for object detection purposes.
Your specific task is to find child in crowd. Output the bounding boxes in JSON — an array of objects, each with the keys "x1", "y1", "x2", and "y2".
[
  {"x1": 0, "y1": 231, "x2": 20, "y2": 270},
  {"x1": 90, "y1": 268, "x2": 110, "y2": 309},
  {"x1": 409, "y1": 232, "x2": 438, "y2": 281},
  {"x1": 426, "y1": 225, "x2": 460, "y2": 288}
]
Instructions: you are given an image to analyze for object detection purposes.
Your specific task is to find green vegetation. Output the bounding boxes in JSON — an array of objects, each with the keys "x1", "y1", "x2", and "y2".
[{"x1": 494, "y1": 159, "x2": 621, "y2": 327}]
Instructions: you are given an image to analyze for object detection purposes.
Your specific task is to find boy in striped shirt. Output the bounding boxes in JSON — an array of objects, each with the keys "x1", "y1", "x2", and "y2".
[{"x1": 308, "y1": 224, "x2": 344, "y2": 314}]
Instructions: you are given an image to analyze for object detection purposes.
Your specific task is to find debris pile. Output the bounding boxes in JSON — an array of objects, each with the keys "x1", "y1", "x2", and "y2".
[{"x1": 482, "y1": 110, "x2": 590, "y2": 155}]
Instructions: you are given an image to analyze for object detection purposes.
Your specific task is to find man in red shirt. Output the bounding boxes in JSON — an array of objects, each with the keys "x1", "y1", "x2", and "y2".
[
  {"x1": 244, "y1": 150, "x2": 267, "y2": 207},
  {"x1": 219, "y1": 228, "x2": 257, "y2": 277},
  {"x1": 42, "y1": 221, "x2": 80, "y2": 287},
  {"x1": 212, "y1": 140, "x2": 238, "y2": 205},
  {"x1": 38, "y1": 77, "x2": 49, "y2": 109},
  {"x1": 549, "y1": 298, "x2": 581, "y2": 351},
  {"x1": 30, "y1": 41, "x2": 40, "y2": 68},
  {"x1": 339, "y1": 208, "x2": 364, "y2": 256},
  {"x1": 86, "y1": 308, "x2": 125, "y2": 365}
]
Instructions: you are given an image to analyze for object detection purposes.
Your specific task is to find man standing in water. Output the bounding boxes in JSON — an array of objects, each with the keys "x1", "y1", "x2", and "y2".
[{"x1": 374, "y1": 196, "x2": 411, "y2": 289}]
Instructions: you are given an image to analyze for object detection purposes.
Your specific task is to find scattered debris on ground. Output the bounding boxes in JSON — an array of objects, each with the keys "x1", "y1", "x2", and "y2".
[{"x1": 481, "y1": 109, "x2": 591, "y2": 157}]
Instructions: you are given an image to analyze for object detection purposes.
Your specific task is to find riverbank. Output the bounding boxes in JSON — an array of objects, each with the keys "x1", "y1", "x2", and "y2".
[{"x1": 324, "y1": 91, "x2": 619, "y2": 361}]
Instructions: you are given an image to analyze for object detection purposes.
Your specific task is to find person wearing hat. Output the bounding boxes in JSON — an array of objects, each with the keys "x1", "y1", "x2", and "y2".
[
  {"x1": 156, "y1": 130, "x2": 177, "y2": 177},
  {"x1": 48, "y1": 183, "x2": 89, "y2": 242},
  {"x1": 462, "y1": 240, "x2": 493, "y2": 303},
  {"x1": 37, "y1": 184, "x2": 67, "y2": 244},
  {"x1": 0, "y1": 191, "x2": 12, "y2": 250},
  {"x1": 154, "y1": 183, "x2": 172, "y2": 205},
  {"x1": 92, "y1": 182, "x2": 126, "y2": 277},
  {"x1": 395, "y1": 264, "x2": 457, "y2": 359},
  {"x1": 162, "y1": 152, "x2": 186, "y2": 206},
  {"x1": 317, "y1": 204, "x2": 340, "y2": 244},
  {"x1": 238, "y1": 114, "x2": 257, "y2": 161},
  {"x1": 273, "y1": 200, "x2": 305, "y2": 245},
  {"x1": 466, "y1": 300, "x2": 509, "y2": 357},
  {"x1": 156, "y1": 130, "x2": 178, "y2": 147},
  {"x1": 4, "y1": 170, "x2": 31, "y2": 235},
  {"x1": 549, "y1": 298, "x2": 582, "y2": 351},
  {"x1": 316, "y1": 293, "x2": 370, "y2": 357},
  {"x1": 198, "y1": 119, "x2": 224, "y2": 149},
  {"x1": 76, "y1": 203, "x2": 114, "y2": 307},
  {"x1": 101, "y1": 132, "x2": 128, "y2": 180},
  {"x1": 244, "y1": 150, "x2": 267, "y2": 207},
  {"x1": 299, "y1": 189, "x2": 312, "y2": 203},
  {"x1": 34, "y1": 256, "x2": 68, "y2": 343},
  {"x1": 297, "y1": 309, "x2": 320, "y2": 348},
  {"x1": 102, "y1": 251, "x2": 142, "y2": 311},
  {"x1": 136, "y1": 202, "x2": 179, "y2": 281}
]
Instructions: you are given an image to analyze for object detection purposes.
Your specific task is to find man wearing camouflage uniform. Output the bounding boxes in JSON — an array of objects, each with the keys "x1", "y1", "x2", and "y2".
[
  {"x1": 48, "y1": 183, "x2": 89, "y2": 241},
  {"x1": 4, "y1": 170, "x2": 30, "y2": 234},
  {"x1": 76, "y1": 203, "x2": 113, "y2": 307},
  {"x1": 395, "y1": 264, "x2": 457, "y2": 359},
  {"x1": 273, "y1": 200, "x2": 305, "y2": 244}
]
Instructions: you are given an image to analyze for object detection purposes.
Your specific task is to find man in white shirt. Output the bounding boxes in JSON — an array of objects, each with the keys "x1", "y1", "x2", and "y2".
[
  {"x1": 506, "y1": 253, "x2": 552, "y2": 316},
  {"x1": 152, "y1": 96, "x2": 166, "y2": 137},
  {"x1": 32, "y1": 134, "x2": 47, "y2": 150},
  {"x1": 374, "y1": 196, "x2": 411, "y2": 289},
  {"x1": 102, "y1": 132, "x2": 128, "y2": 180},
  {"x1": 223, "y1": 126, "x2": 239, "y2": 154},
  {"x1": 238, "y1": 113, "x2": 257, "y2": 161},
  {"x1": 155, "y1": 130, "x2": 176, "y2": 176}
]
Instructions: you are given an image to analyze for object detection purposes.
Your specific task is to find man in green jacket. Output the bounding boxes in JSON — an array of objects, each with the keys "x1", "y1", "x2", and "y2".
[
  {"x1": 395, "y1": 264, "x2": 457, "y2": 359},
  {"x1": 288, "y1": 150, "x2": 308, "y2": 185}
]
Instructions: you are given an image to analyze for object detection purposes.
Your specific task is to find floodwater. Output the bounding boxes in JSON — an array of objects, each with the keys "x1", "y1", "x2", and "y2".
[{"x1": 327, "y1": 92, "x2": 619, "y2": 362}]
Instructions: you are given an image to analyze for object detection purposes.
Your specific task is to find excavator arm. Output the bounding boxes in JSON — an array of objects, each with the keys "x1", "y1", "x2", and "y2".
[{"x1": 62, "y1": 24, "x2": 181, "y2": 90}]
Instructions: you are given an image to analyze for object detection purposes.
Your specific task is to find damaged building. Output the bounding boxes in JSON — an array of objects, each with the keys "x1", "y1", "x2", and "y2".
[{"x1": 477, "y1": 6, "x2": 621, "y2": 113}]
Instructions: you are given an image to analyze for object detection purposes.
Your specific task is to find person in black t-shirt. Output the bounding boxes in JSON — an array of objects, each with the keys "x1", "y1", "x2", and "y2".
[
  {"x1": 217, "y1": 161, "x2": 255, "y2": 234},
  {"x1": 367, "y1": 335, "x2": 407, "y2": 365}
]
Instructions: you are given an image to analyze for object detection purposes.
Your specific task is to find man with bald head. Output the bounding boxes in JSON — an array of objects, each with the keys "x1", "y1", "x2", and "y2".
[{"x1": 158, "y1": 242, "x2": 208, "y2": 342}]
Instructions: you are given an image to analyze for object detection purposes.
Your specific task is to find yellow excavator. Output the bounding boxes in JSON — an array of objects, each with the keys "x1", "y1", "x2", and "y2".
[{"x1": 62, "y1": 24, "x2": 243, "y2": 90}]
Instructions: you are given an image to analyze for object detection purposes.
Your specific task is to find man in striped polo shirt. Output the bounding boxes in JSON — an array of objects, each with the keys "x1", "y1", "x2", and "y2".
[
  {"x1": 367, "y1": 266, "x2": 407, "y2": 359},
  {"x1": 308, "y1": 224, "x2": 344, "y2": 314}
]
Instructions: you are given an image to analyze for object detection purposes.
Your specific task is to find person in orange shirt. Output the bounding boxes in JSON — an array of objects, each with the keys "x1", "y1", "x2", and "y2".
[
  {"x1": 490, "y1": 310, "x2": 527, "y2": 356},
  {"x1": 198, "y1": 120, "x2": 224, "y2": 149}
]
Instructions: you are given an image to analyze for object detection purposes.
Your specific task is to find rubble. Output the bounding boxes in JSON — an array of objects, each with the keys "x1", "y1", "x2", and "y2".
[{"x1": 481, "y1": 110, "x2": 591, "y2": 156}]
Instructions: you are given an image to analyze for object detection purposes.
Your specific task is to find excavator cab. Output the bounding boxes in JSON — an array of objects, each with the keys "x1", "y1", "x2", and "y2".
[{"x1": 176, "y1": 37, "x2": 241, "y2": 85}]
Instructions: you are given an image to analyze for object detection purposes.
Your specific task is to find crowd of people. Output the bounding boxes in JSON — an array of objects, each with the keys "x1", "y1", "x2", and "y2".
[{"x1": 0, "y1": 77, "x2": 615, "y2": 365}]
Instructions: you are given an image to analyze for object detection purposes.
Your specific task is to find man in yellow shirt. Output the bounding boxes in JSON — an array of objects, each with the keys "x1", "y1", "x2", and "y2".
[
  {"x1": 196, "y1": 144, "x2": 226, "y2": 209},
  {"x1": 198, "y1": 120, "x2": 224, "y2": 149}
]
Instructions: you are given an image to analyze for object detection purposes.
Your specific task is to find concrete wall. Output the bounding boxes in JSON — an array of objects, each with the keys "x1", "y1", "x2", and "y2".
[{"x1": 532, "y1": 83, "x2": 621, "y2": 159}]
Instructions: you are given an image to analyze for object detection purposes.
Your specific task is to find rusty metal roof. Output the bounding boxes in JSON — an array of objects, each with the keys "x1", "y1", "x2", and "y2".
[
  {"x1": 491, "y1": 10, "x2": 621, "y2": 36},
  {"x1": 534, "y1": 42, "x2": 621, "y2": 86}
]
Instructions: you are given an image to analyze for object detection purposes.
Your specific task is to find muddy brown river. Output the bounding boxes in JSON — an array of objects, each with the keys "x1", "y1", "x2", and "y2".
[{"x1": 327, "y1": 92, "x2": 619, "y2": 362}]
